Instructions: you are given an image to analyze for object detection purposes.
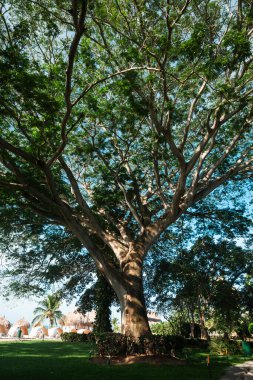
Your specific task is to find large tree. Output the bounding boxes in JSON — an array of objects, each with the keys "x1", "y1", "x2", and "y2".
[{"x1": 0, "y1": 0, "x2": 252, "y2": 336}]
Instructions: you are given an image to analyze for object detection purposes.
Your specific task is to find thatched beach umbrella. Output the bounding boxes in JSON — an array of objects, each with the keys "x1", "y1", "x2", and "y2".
[
  {"x1": 0, "y1": 316, "x2": 11, "y2": 329},
  {"x1": 0, "y1": 316, "x2": 11, "y2": 335},
  {"x1": 29, "y1": 326, "x2": 48, "y2": 338},
  {"x1": 58, "y1": 318, "x2": 65, "y2": 326},
  {"x1": 14, "y1": 318, "x2": 30, "y2": 328},
  {"x1": 48, "y1": 327, "x2": 63, "y2": 337},
  {"x1": 0, "y1": 325, "x2": 6, "y2": 334},
  {"x1": 83, "y1": 321, "x2": 93, "y2": 328},
  {"x1": 77, "y1": 328, "x2": 91, "y2": 335},
  {"x1": 14, "y1": 318, "x2": 30, "y2": 335},
  {"x1": 32, "y1": 322, "x2": 48, "y2": 336},
  {"x1": 8, "y1": 326, "x2": 19, "y2": 337},
  {"x1": 63, "y1": 312, "x2": 87, "y2": 328},
  {"x1": 83, "y1": 329, "x2": 92, "y2": 335}
]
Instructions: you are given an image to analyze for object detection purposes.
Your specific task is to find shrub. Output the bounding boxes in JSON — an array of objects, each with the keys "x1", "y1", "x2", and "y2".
[
  {"x1": 95, "y1": 333, "x2": 127, "y2": 356},
  {"x1": 61, "y1": 332, "x2": 94, "y2": 343},
  {"x1": 95, "y1": 333, "x2": 185, "y2": 357},
  {"x1": 209, "y1": 338, "x2": 242, "y2": 355},
  {"x1": 140, "y1": 335, "x2": 184, "y2": 356}
]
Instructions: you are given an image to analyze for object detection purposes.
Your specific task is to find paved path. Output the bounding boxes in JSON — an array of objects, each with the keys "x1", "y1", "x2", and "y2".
[{"x1": 220, "y1": 361, "x2": 253, "y2": 379}]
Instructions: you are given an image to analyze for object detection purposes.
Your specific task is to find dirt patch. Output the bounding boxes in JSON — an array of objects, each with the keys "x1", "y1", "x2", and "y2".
[{"x1": 90, "y1": 355, "x2": 186, "y2": 366}]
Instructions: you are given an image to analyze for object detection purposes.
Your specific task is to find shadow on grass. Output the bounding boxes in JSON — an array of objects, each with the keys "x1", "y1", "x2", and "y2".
[{"x1": 0, "y1": 342, "x2": 230, "y2": 380}]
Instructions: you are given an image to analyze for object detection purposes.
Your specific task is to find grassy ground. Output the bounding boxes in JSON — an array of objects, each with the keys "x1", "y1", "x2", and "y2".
[{"x1": 0, "y1": 341, "x2": 248, "y2": 380}]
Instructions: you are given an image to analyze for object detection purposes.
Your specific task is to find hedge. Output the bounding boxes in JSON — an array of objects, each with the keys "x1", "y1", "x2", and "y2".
[
  {"x1": 61, "y1": 332, "x2": 95, "y2": 343},
  {"x1": 61, "y1": 332, "x2": 185, "y2": 357}
]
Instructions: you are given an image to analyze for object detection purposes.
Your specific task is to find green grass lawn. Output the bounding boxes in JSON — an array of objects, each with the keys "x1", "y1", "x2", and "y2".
[{"x1": 0, "y1": 341, "x2": 248, "y2": 380}]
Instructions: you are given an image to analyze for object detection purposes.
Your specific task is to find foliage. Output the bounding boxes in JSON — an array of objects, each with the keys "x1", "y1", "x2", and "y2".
[
  {"x1": 150, "y1": 321, "x2": 200, "y2": 339},
  {"x1": 209, "y1": 338, "x2": 242, "y2": 356},
  {"x1": 90, "y1": 275, "x2": 113, "y2": 333},
  {"x1": 95, "y1": 333, "x2": 128, "y2": 356},
  {"x1": 140, "y1": 335, "x2": 185, "y2": 356},
  {"x1": 111, "y1": 318, "x2": 120, "y2": 333},
  {"x1": 147, "y1": 236, "x2": 253, "y2": 337},
  {"x1": 0, "y1": 219, "x2": 95, "y2": 298},
  {"x1": 61, "y1": 332, "x2": 94, "y2": 343},
  {"x1": 77, "y1": 271, "x2": 114, "y2": 333},
  {"x1": 94, "y1": 332, "x2": 185, "y2": 357},
  {"x1": 32, "y1": 294, "x2": 63, "y2": 327},
  {"x1": 150, "y1": 322, "x2": 173, "y2": 336}
]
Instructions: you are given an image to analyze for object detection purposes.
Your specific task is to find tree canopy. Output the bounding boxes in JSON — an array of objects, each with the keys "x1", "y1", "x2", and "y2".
[
  {"x1": 148, "y1": 236, "x2": 253, "y2": 337},
  {"x1": 0, "y1": 0, "x2": 252, "y2": 336}
]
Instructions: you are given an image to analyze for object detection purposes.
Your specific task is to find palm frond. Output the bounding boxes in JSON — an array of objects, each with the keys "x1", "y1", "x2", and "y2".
[
  {"x1": 32, "y1": 293, "x2": 63, "y2": 327},
  {"x1": 31, "y1": 314, "x2": 45, "y2": 325},
  {"x1": 33, "y1": 307, "x2": 46, "y2": 314}
]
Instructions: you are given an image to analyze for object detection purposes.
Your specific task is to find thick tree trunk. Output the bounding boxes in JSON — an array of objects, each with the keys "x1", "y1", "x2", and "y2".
[
  {"x1": 67, "y1": 221, "x2": 151, "y2": 337},
  {"x1": 119, "y1": 282, "x2": 151, "y2": 337},
  {"x1": 119, "y1": 244, "x2": 151, "y2": 337},
  {"x1": 102, "y1": 266, "x2": 151, "y2": 337},
  {"x1": 104, "y1": 274, "x2": 151, "y2": 337}
]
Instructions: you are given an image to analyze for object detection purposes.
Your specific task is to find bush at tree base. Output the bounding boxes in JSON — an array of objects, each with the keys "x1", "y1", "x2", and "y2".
[
  {"x1": 94, "y1": 333, "x2": 185, "y2": 357},
  {"x1": 61, "y1": 332, "x2": 185, "y2": 356}
]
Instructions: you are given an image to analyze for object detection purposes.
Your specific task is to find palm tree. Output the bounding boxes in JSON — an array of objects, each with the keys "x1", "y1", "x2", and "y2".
[{"x1": 32, "y1": 294, "x2": 63, "y2": 327}]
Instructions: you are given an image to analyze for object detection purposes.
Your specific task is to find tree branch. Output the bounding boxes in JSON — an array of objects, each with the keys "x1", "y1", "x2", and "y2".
[
  {"x1": 47, "y1": 0, "x2": 88, "y2": 167},
  {"x1": 72, "y1": 66, "x2": 160, "y2": 107}
]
